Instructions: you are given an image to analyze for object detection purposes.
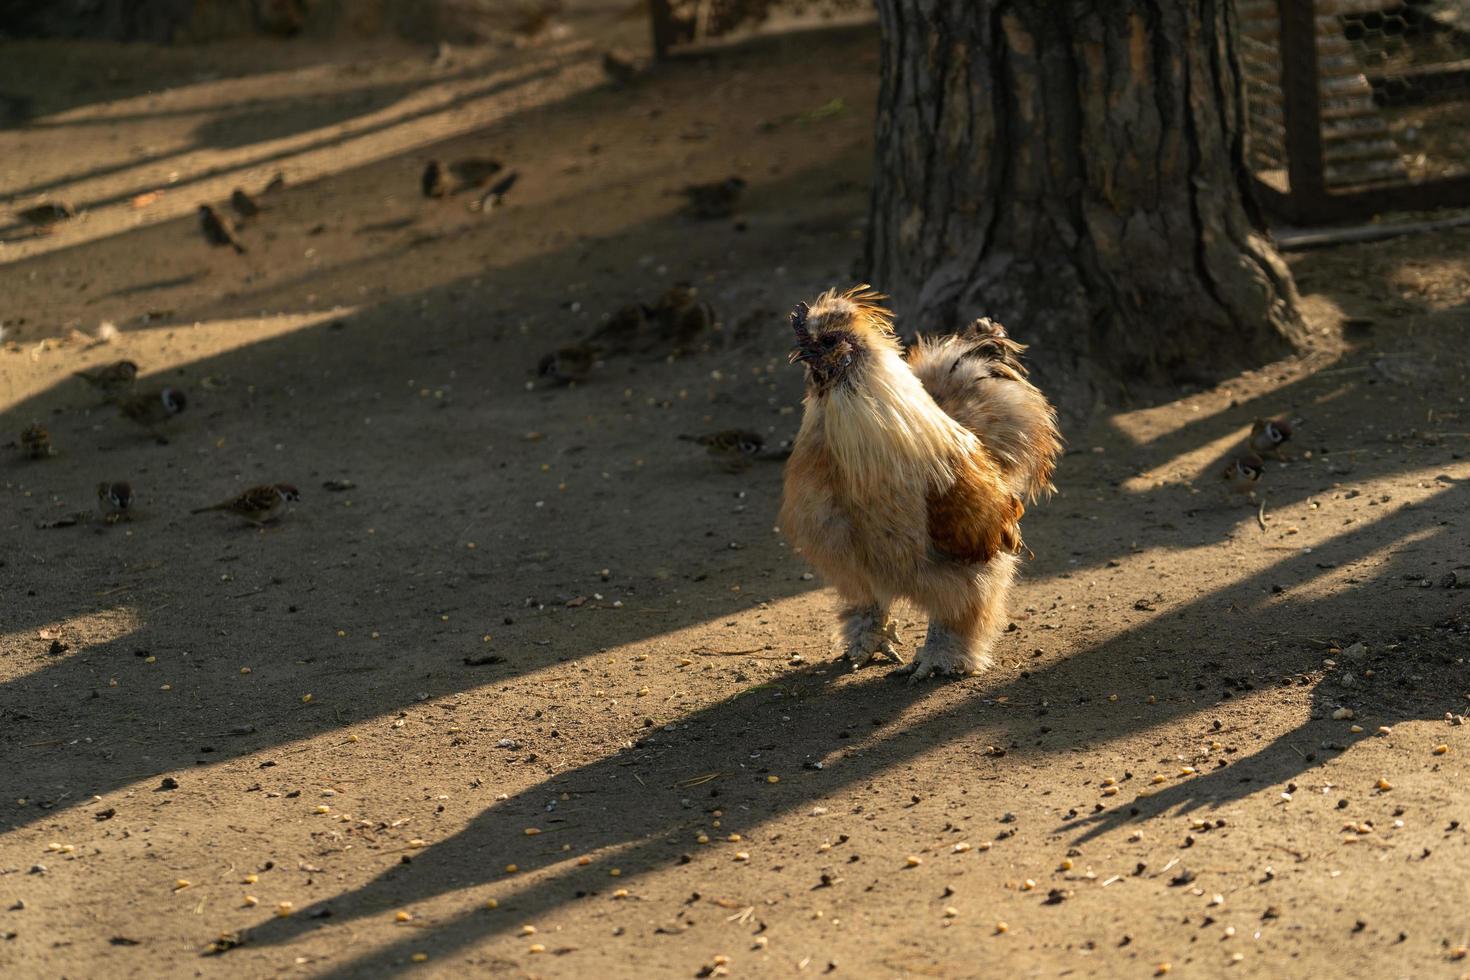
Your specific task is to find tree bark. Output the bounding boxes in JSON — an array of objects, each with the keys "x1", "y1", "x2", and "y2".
[{"x1": 866, "y1": 0, "x2": 1307, "y2": 413}]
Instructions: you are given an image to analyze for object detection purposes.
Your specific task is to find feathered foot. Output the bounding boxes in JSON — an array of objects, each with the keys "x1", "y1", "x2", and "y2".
[
  {"x1": 835, "y1": 604, "x2": 903, "y2": 668},
  {"x1": 896, "y1": 620, "x2": 990, "y2": 684}
]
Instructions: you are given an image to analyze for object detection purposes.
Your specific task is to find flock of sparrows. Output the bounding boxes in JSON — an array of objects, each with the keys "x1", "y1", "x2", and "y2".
[
  {"x1": 537, "y1": 282, "x2": 717, "y2": 385},
  {"x1": 535, "y1": 284, "x2": 790, "y2": 472},
  {"x1": 196, "y1": 171, "x2": 284, "y2": 254},
  {"x1": 1221, "y1": 416, "x2": 1296, "y2": 498},
  {"x1": 16, "y1": 358, "x2": 300, "y2": 527}
]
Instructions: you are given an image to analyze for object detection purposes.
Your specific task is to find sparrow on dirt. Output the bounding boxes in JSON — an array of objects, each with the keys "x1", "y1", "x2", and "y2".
[
  {"x1": 585, "y1": 302, "x2": 654, "y2": 354},
  {"x1": 199, "y1": 205, "x2": 246, "y2": 253},
  {"x1": 422, "y1": 160, "x2": 451, "y2": 199},
  {"x1": 114, "y1": 387, "x2": 187, "y2": 439},
  {"x1": 96, "y1": 481, "x2": 134, "y2": 522},
  {"x1": 1249, "y1": 417, "x2": 1294, "y2": 459},
  {"x1": 537, "y1": 344, "x2": 599, "y2": 385},
  {"x1": 73, "y1": 359, "x2": 139, "y2": 398},
  {"x1": 20, "y1": 422, "x2": 55, "y2": 459},
  {"x1": 191, "y1": 483, "x2": 300, "y2": 525},
  {"x1": 449, "y1": 158, "x2": 504, "y2": 187},
  {"x1": 602, "y1": 50, "x2": 639, "y2": 86},
  {"x1": 682, "y1": 176, "x2": 745, "y2": 219},
  {"x1": 15, "y1": 201, "x2": 75, "y2": 231},
  {"x1": 477, "y1": 171, "x2": 519, "y2": 211},
  {"x1": 679, "y1": 429, "x2": 780, "y2": 472},
  {"x1": 230, "y1": 188, "x2": 262, "y2": 219},
  {"x1": 1221, "y1": 453, "x2": 1265, "y2": 497},
  {"x1": 780, "y1": 287, "x2": 1061, "y2": 683},
  {"x1": 652, "y1": 282, "x2": 715, "y2": 351}
]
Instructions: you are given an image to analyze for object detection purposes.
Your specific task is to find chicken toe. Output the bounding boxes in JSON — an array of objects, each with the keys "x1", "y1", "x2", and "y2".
[{"x1": 835, "y1": 605, "x2": 904, "y2": 668}]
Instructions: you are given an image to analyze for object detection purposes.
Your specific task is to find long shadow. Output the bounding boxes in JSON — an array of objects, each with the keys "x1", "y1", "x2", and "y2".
[
  {"x1": 0, "y1": 53, "x2": 578, "y2": 235},
  {"x1": 1, "y1": 19, "x2": 1466, "y2": 973},
  {"x1": 224, "y1": 470, "x2": 1469, "y2": 975},
  {"x1": 0, "y1": 21, "x2": 890, "y2": 842}
]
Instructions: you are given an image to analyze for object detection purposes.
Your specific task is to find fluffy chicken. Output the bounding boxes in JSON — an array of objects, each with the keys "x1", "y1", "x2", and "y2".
[{"x1": 780, "y1": 287, "x2": 1061, "y2": 682}]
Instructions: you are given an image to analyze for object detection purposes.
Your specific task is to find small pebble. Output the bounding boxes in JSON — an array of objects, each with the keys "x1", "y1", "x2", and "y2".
[{"x1": 905, "y1": 855, "x2": 922, "y2": 868}]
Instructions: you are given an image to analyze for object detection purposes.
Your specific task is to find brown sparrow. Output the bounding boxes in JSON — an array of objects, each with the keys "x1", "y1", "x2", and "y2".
[
  {"x1": 682, "y1": 177, "x2": 745, "y2": 219},
  {"x1": 96, "y1": 481, "x2": 134, "y2": 522},
  {"x1": 1249, "y1": 417, "x2": 1294, "y2": 459},
  {"x1": 477, "y1": 171, "x2": 518, "y2": 211},
  {"x1": 422, "y1": 160, "x2": 450, "y2": 199},
  {"x1": 654, "y1": 282, "x2": 715, "y2": 350},
  {"x1": 1222, "y1": 453, "x2": 1265, "y2": 497},
  {"x1": 20, "y1": 422, "x2": 54, "y2": 459},
  {"x1": 229, "y1": 188, "x2": 261, "y2": 219},
  {"x1": 586, "y1": 303, "x2": 653, "y2": 354},
  {"x1": 73, "y1": 359, "x2": 139, "y2": 398},
  {"x1": 680, "y1": 429, "x2": 770, "y2": 472},
  {"x1": 602, "y1": 50, "x2": 638, "y2": 86},
  {"x1": 449, "y1": 158, "x2": 504, "y2": 187},
  {"x1": 192, "y1": 484, "x2": 300, "y2": 525},
  {"x1": 537, "y1": 344, "x2": 598, "y2": 385},
  {"x1": 115, "y1": 387, "x2": 187, "y2": 439},
  {"x1": 199, "y1": 205, "x2": 245, "y2": 253},
  {"x1": 15, "y1": 201, "x2": 75, "y2": 232}
]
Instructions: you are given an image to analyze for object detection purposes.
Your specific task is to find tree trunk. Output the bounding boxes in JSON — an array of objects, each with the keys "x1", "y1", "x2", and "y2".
[{"x1": 866, "y1": 0, "x2": 1307, "y2": 413}]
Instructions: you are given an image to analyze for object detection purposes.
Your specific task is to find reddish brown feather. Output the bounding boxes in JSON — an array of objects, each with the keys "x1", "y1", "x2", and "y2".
[{"x1": 926, "y1": 452, "x2": 1024, "y2": 563}]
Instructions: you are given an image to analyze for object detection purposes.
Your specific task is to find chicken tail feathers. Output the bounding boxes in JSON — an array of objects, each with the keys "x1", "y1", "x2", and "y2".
[{"x1": 908, "y1": 319, "x2": 1062, "y2": 503}]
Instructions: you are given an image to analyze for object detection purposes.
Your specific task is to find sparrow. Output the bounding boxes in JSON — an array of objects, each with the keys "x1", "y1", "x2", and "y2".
[
  {"x1": 422, "y1": 160, "x2": 451, "y2": 199},
  {"x1": 682, "y1": 176, "x2": 745, "y2": 219},
  {"x1": 537, "y1": 344, "x2": 598, "y2": 385},
  {"x1": 477, "y1": 171, "x2": 519, "y2": 211},
  {"x1": 114, "y1": 387, "x2": 187, "y2": 439},
  {"x1": 585, "y1": 302, "x2": 654, "y2": 354},
  {"x1": 73, "y1": 359, "x2": 139, "y2": 398},
  {"x1": 1249, "y1": 417, "x2": 1294, "y2": 459},
  {"x1": 448, "y1": 158, "x2": 504, "y2": 187},
  {"x1": 229, "y1": 188, "x2": 261, "y2": 219},
  {"x1": 15, "y1": 201, "x2": 76, "y2": 231},
  {"x1": 679, "y1": 429, "x2": 777, "y2": 472},
  {"x1": 96, "y1": 481, "x2": 134, "y2": 522},
  {"x1": 780, "y1": 287, "x2": 1061, "y2": 683},
  {"x1": 1222, "y1": 453, "x2": 1265, "y2": 497},
  {"x1": 653, "y1": 282, "x2": 715, "y2": 351},
  {"x1": 192, "y1": 483, "x2": 300, "y2": 525},
  {"x1": 602, "y1": 50, "x2": 638, "y2": 86},
  {"x1": 20, "y1": 423, "x2": 54, "y2": 459},
  {"x1": 199, "y1": 205, "x2": 245, "y2": 253}
]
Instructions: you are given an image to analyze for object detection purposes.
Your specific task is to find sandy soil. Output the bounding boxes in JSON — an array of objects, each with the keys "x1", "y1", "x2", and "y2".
[{"x1": 2, "y1": 12, "x2": 1470, "y2": 980}]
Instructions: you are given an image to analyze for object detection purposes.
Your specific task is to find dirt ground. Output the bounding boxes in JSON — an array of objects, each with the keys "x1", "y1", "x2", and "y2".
[{"x1": 3, "y1": 10, "x2": 1470, "y2": 980}]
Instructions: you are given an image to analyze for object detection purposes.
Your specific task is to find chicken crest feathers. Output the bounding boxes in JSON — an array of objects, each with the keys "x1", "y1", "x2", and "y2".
[{"x1": 806, "y1": 284, "x2": 899, "y2": 348}]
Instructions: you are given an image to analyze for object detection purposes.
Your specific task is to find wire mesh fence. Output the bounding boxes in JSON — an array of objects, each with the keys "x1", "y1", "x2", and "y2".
[
  {"x1": 1240, "y1": 0, "x2": 1470, "y2": 222},
  {"x1": 649, "y1": 1, "x2": 1470, "y2": 223}
]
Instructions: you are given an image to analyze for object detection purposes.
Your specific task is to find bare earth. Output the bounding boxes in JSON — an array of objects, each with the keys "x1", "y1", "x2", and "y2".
[{"x1": 2, "y1": 14, "x2": 1470, "y2": 980}]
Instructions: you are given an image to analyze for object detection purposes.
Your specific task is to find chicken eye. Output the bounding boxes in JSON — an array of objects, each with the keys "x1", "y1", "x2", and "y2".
[{"x1": 820, "y1": 335, "x2": 839, "y2": 348}]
